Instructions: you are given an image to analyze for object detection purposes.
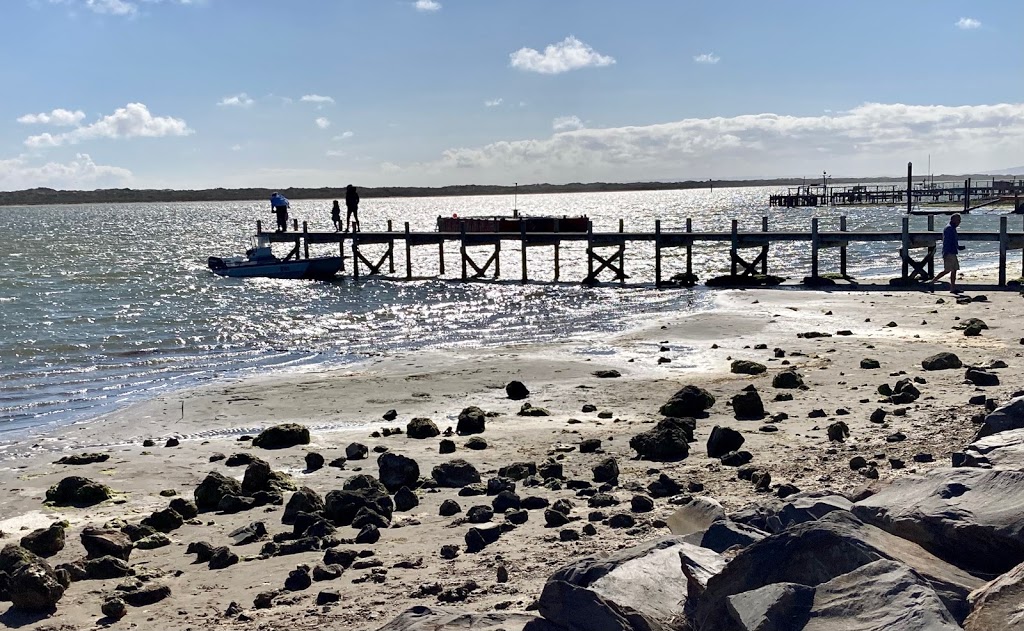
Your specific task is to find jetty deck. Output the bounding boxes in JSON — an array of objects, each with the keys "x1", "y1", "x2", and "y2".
[
  {"x1": 769, "y1": 177, "x2": 1024, "y2": 210},
  {"x1": 254, "y1": 215, "x2": 1024, "y2": 288}
]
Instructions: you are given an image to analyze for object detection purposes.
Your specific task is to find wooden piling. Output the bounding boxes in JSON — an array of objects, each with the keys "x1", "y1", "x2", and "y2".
[
  {"x1": 926, "y1": 215, "x2": 935, "y2": 278},
  {"x1": 900, "y1": 217, "x2": 910, "y2": 280},
  {"x1": 654, "y1": 219, "x2": 662, "y2": 287},
  {"x1": 256, "y1": 220, "x2": 263, "y2": 234},
  {"x1": 351, "y1": 234, "x2": 359, "y2": 280},
  {"x1": 810, "y1": 217, "x2": 820, "y2": 279},
  {"x1": 839, "y1": 216, "x2": 848, "y2": 277},
  {"x1": 586, "y1": 224, "x2": 594, "y2": 282},
  {"x1": 686, "y1": 218, "x2": 693, "y2": 278},
  {"x1": 302, "y1": 222, "x2": 309, "y2": 259},
  {"x1": 404, "y1": 222, "x2": 412, "y2": 279},
  {"x1": 906, "y1": 162, "x2": 913, "y2": 215},
  {"x1": 520, "y1": 223, "x2": 528, "y2": 283},
  {"x1": 730, "y1": 220, "x2": 739, "y2": 276},
  {"x1": 460, "y1": 222, "x2": 467, "y2": 280},
  {"x1": 760, "y1": 216, "x2": 769, "y2": 275},
  {"x1": 554, "y1": 219, "x2": 561, "y2": 281},
  {"x1": 999, "y1": 216, "x2": 1008, "y2": 286},
  {"x1": 292, "y1": 218, "x2": 298, "y2": 232}
]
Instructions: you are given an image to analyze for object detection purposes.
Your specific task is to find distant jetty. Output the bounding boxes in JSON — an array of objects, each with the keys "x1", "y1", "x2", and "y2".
[{"x1": 0, "y1": 173, "x2": 1018, "y2": 206}]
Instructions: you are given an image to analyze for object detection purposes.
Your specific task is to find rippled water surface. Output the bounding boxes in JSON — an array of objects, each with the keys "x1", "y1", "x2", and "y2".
[{"x1": 0, "y1": 187, "x2": 1018, "y2": 434}]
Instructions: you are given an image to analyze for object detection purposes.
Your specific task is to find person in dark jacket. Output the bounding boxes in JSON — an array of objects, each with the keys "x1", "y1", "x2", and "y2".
[
  {"x1": 270, "y1": 192, "x2": 290, "y2": 232},
  {"x1": 344, "y1": 185, "x2": 360, "y2": 233},
  {"x1": 929, "y1": 214, "x2": 964, "y2": 293},
  {"x1": 331, "y1": 200, "x2": 342, "y2": 232}
]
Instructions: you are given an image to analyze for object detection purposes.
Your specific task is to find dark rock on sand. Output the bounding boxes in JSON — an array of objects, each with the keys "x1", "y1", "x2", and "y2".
[
  {"x1": 707, "y1": 426, "x2": 745, "y2": 458},
  {"x1": 84, "y1": 556, "x2": 133, "y2": 580},
  {"x1": 407, "y1": 417, "x2": 440, "y2": 439},
  {"x1": 731, "y1": 360, "x2": 767, "y2": 375},
  {"x1": 772, "y1": 369, "x2": 804, "y2": 389},
  {"x1": 579, "y1": 438, "x2": 602, "y2": 453},
  {"x1": 721, "y1": 451, "x2": 753, "y2": 467},
  {"x1": 732, "y1": 390, "x2": 765, "y2": 420},
  {"x1": 630, "y1": 417, "x2": 693, "y2": 461},
  {"x1": 121, "y1": 583, "x2": 172, "y2": 607},
  {"x1": 592, "y1": 457, "x2": 619, "y2": 484},
  {"x1": 506, "y1": 381, "x2": 530, "y2": 400},
  {"x1": 20, "y1": 523, "x2": 65, "y2": 557},
  {"x1": 465, "y1": 524, "x2": 502, "y2": 552},
  {"x1": 827, "y1": 421, "x2": 850, "y2": 442},
  {"x1": 81, "y1": 527, "x2": 132, "y2": 561},
  {"x1": 252, "y1": 423, "x2": 310, "y2": 449},
  {"x1": 194, "y1": 471, "x2": 243, "y2": 512},
  {"x1": 432, "y1": 459, "x2": 482, "y2": 487},
  {"x1": 45, "y1": 476, "x2": 111, "y2": 506},
  {"x1": 860, "y1": 358, "x2": 881, "y2": 369},
  {"x1": 208, "y1": 546, "x2": 239, "y2": 570},
  {"x1": 922, "y1": 352, "x2": 962, "y2": 371},
  {"x1": 101, "y1": 597, "x2": 127, "y2": 620},
  {"x1": 225, "y1": 452, "x2": 255, "y2": 467},
  {"x1": 378, "y1": 452, "x2": 420, "y2": 493},
  {"x1": 966, "y1": 368, "x2": 999, "y2": 387},
  {"x1": 592, "y1": 369, "x2": 621, "y2": 378},
  {"x1": 659, "y1": 385, "x2": 715, "y2": 417},
  {"x1": 456, "y1": 406, "x2": 486, "y2": 435},
  {"x1": 305, "y1": 451, "x2": 325, "y2": 471},
  {"x1": 394, "y1": 486, "x2": 419, "y2": 512},
  {"x1": 55, "y1": 452, "x2": 109, "y2": 465},
  {"x1": 242, "y1": 458, "x2": 296, "y2": 495},
  {"x1": 283, "y1": 487, "x2": 325, "y2": 525},
  {"x1": 324, "y1": 488, "x2": 393, "y2": 527}
]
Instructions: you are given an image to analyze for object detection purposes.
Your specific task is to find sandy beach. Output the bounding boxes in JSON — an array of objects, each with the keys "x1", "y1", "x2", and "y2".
[{"x1": 2, "y1": 271, "x2": 1021, "y2": 630}]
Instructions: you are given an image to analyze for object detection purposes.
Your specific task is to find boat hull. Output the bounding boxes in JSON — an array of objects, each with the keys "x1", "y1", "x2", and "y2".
[{"x1": 209, "y1": 256, "x2": 343, "y2": 280}]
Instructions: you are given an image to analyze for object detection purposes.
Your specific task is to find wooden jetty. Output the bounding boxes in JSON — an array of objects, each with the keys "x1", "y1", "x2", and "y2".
[
  {"x1": 254, "y1": 215, "x2": 1024, "y2": 288},
  {"x1": 770, "y1": 177, "x2": 1024, "y2": 210}
]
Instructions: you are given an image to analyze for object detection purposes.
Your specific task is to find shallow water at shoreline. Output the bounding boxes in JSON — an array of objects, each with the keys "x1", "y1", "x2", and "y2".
[{"x1": 0, "y1": 187, "x2": 1017, "y2": 437}]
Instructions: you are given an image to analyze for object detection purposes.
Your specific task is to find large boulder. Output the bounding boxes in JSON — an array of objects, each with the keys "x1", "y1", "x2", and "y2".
[
  {"x1": 726, "y1": 560, "x2": 961, "y2": 631},
  {"x1": 537, "y1": 537, "x2": 724, "y2": 631},
  {"x1": 5, "y1": 551, "x2": 64, "y2": 612},
  {"x1": 921, "y1": 352, "x2": 962, "y2": 371},
  {"x1": 194, "y1": 471, "x2": 243, "y2": 512},
  {"x1": 80, "y1": 527, "x2": 133, "y2": 561},
  {"x1": 731, "y1": 390, "x2": 765, "y2": 420},
  {"x1": 852, "y1": 468, "x2": 1024, "y2": 575},
  {"x1": 324, "y1": 488, "x2": 393, "y2": 527},
  {"x1": 973, "y1": 395, "x2": 1024, "y2": 440},
  {"x1": 666, "y1": 497, "x2": 726, "y2": 536},
  {"x1": 629, "y1": 417, "x2": 692, "y2": 461},
  {"x1": 44, "y1": 476, "x2": 111, "y2": 506},
  {"x1": 282, "y1": 487, "x2": 325, "y2": 525},
  {"x1": 432, "y1": 459, "x2": 481, "y2": 487},
  {"x1": 241, "y1": 459, "x2": 295, "y2": 494},
  {"x1": 407, "y1": 417, "x2": 440, "y2": 439},
  {"x1": 773, "y1": 494, "x2": 853, "y2": 533},
  {"x1": 375, "y1": 605, "x2": 557, "y2": 631},
  {"x1": 659, "y1": 385, "x2": 715, "y2": 418},
  {"x1": 456, "y1": 406, "x2": 486, "y2": 435},
  {"x1": 20, "y1": 523, "x2": 65, "y2": 557},
  {"x1": 964, "y1": 560, "x2": 1024, "y2": 631},
  {"x1": 700, "y1": 520, "x2": 768, "y2": 554},
  {"x1": 694, "y1": 511, "x2": 982, "y2": 629},
  {"x1": 707, "y1": 426, "x2": 744, "y2": 459},
  {"x1": 506, "y1": 381, "x2": 530, "y2": 400},
  {"x1": 956, "y1": 427, "x2": 1024, "y2": 470},
  {"x1": 771, "y1": 370, "x2": 804, "y2": 389},
  {"x1": 252, "y1": 423, "x2": 310, "y2": 449},
  {"x1": 378, "y1": 452, "x2": 420, "y2": 493}
]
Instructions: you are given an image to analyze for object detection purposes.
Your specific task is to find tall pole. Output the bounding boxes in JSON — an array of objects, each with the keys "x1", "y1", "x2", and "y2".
[
  {"x1": 906, "y1": 162, "x2": 913, "y2": 215},
  {"x1": 514, "y1": 182, "x2": 518, "y2": 218}
]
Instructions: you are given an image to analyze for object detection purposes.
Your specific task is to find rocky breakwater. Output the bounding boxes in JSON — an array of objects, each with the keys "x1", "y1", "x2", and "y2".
[{"x1": 374, "y1": 384, "x2": 1024, "y2": 631}]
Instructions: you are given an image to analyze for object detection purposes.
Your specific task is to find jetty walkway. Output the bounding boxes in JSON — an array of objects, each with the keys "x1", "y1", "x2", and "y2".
[{"x1": 255, "y1": 216, "x2": 1024, "y2": 288}]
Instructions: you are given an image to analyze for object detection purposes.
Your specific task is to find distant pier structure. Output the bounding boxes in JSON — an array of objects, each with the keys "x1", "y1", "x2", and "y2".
[{"x1": 770, "y1": 176, "x2": 1024, "y2": 212}]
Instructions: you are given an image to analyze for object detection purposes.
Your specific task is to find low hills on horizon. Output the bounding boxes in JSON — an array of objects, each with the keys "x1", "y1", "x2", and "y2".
[{"x1": 1, "y1": 171, "x2": 1020, "y2": 206}]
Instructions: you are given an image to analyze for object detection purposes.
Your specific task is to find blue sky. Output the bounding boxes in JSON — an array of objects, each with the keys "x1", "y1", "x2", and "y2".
[{"x1": 1, "y1": 0, "x2": 1022, "y2": 190}]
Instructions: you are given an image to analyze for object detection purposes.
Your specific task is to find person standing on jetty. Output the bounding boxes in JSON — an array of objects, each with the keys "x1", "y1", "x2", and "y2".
[
  {"x1": 270, "y1": 192, "x2": 290, "y2": 232},
  {"x1": 330, "y1": 200, "x2": 342, "y2": 232},
  {"x1": 344, "y1": 184, "x2": 360, "y2": 233},
  {"x1": 929, "y1": 213, "x2": 965, "y2": 293}
]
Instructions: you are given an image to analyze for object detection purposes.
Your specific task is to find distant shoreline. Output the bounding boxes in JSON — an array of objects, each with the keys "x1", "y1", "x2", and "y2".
[{"x1": 0, "y1": 174, "x2": 1009, "y2": 206}]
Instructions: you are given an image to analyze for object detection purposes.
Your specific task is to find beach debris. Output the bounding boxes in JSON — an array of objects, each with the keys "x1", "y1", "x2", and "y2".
[
  {"x1": 731, "y1": 389, "x2": 765, "y2": 420},
  {"x1": 659, "y1": 384, "x2": 716, "y2": 417},
  {"x1": 251, "y1": 423, "x2": 311, "y2": 450},
  {"x1": 253, "y1": 590, "x2": 276, "y2": 609},
  {"x1": 407, "y1": 417, "x2": 440, "y2": 439},
  {"x1": 505, "y1": 380, "x2": 530, "y2": 400},
  {"x1": 316, "y1": 589, "x2": 341, "y2": 605},
  {"x1": 581, "y1": 403, "x2": 597, "y2": 413},
  {"x1": 431, "y1": 459, "x2": 481, "y2": 487},
  {"x1": 456, "y1": 406, "x2": 486, "y2": 435},
  {"x1": 869, "y1": 408, "x2": 888, "y2": 424},
  {"x1": 630, "y1": 417, "x2": 693, "y2": 461},
  {"x1": 165, "y1": 437, "x2": 180, "y2": 447},
  {"x1": 54, "y1": 452, "x2": 109, "y2": 466},
  {"x1": 922, "y1": 352, "x2": 963, "y2": 371},
  {"x1": 45, "y1": 476, "x2": 111, "y2": 507},
  {"x1": 312, "y1": 563, "x2": 343, "y2": 581},
  {"x1": 731, "y1": 360, "x2": 767, "y2": 375}
]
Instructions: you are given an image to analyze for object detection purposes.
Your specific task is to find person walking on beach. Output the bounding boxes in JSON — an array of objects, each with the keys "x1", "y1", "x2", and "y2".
[
  {"x1": 331, "y1": 200, "x2": 342, "y2": 232},
  {"x1": 270, "y1": 192, "x2": 290, "y2": 232},
  {"x1": 344, "y1": 184, "x2": 360, "y2": 233},
  {"x1": 929, "y1": 214, "x2": 965, "y2": 293}
]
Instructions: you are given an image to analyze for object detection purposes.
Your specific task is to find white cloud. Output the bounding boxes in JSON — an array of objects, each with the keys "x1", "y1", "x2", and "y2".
[
  {"x1": 413, "y1": 102, "x2": 1024, "y2": 183},
  {"x1": 333, "y1": 131, "x2": 354, "y2": 140},
  {"x1": 24, "y1": 103, "x2": 193, "y2": 148},
  {"x1": 415, "y1": 0, "x2": 440, "y2": 11},
  {"x1": 0, "y1": 153, "x2": 132, "y2": 189},
  {"x1": 301, "y1": 94, "x2": 335, "y2": 106},
  {"x1": 552, "y1": 115, "x2": 584, "y2": 131},
  {"x1": 49, "y1": 0, "x2": 198, "y2": 16},
  {"x1": 693, "y1": 53, "x2": 720, "y2": 64},
  {"x1": 315, "y1": 117, "x2": 331, "y2": 129},
  {"x1": 326, "y1": 149, "x2": 346, "y2": 157},
  {"x1": 484, "y1": 98, "x2": 503, "y2": 108},
  {"x1": 230, "y1": 144, "x2": 242, "y2": 151},
  {"x1": 956, "y1": 17, "x2": 981, "y2": 29},
  {"x1": 17, "y1": 108, "x2": 86, "y2": 126},
  {"x1": 217, "y1": 93, "x2": 254, "y2": 107},
  {"x1": 509, "y1": 36, "x2": 615, "y2": 75}
]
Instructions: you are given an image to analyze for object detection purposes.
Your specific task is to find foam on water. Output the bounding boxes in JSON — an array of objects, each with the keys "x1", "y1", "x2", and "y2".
[{"x1": 0, "y1": 188, "x2": 1016, "y2": 438}]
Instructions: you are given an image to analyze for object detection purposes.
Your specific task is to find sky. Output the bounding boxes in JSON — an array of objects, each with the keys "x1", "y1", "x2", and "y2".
[{"x1": 1, "y1": 0, "x2": 1022, "y2": 191}]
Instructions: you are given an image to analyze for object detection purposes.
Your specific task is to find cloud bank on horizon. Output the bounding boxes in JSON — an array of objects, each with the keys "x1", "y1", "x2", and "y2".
[{"x1": 2, "y1": 1, "x2": 1018, "y2": 190}]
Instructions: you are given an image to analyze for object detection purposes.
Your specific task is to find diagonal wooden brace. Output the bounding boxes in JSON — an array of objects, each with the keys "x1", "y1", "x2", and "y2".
[
  {"x1": 900, "y1": 246, "x2": 935, "y2": 280},
  {"x1": 585, "y1": 246, "x2": 625, "y2": 283},
  {"x1": 731, "y1": 247, "x2": 767, "y2": 276},
  {"x1": 461, "y1": 245, "x2": 500, "y2": 279},
  {"x1": 354, "y1": 241, "x2": 394, "y2": 276}
]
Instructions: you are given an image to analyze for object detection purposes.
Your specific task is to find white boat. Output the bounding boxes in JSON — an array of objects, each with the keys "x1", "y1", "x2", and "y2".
[{"x1": 207, "y1": 236, "x2": 342, "y2": 280}]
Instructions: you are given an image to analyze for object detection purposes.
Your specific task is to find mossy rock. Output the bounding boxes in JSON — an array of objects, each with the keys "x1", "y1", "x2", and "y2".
[
  {"x1": 252, "y1": 424, "x2": 311, "y2": 450},
  {"x1": 44, "y1": 477, "x2": 111, "y2": 507}
]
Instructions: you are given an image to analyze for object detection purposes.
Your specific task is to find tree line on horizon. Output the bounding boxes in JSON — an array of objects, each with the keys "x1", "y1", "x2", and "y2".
[{"x1": 0, "y1": 174, "x2": 1010, "y2": 206}]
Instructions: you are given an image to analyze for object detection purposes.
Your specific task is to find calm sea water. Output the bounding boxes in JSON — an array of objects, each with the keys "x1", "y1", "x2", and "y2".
[{"x1": 0, "y1": 187, "x2": 1017, "y2": 437}]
